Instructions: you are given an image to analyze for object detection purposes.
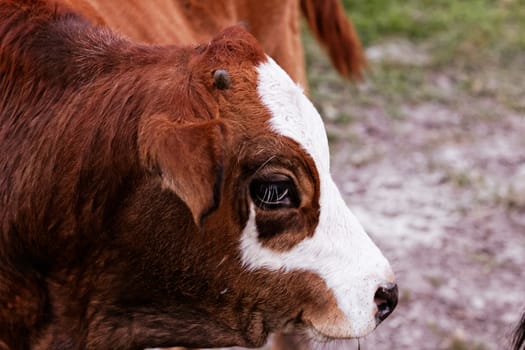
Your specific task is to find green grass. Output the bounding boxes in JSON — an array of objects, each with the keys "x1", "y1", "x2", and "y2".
[
  {"x1": 304, "y1": 0, "x2": 525, "y2": 120},
  {"x1": 342, "y1": 0, "x2": 525, "y2": 67}
]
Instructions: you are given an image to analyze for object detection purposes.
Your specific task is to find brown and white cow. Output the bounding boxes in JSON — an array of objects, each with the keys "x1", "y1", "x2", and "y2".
[
  {"x1": 0, "y1": 1, "x2": 396, "y2": 349},
  {"x1": 59, "y1": 0, "x2": 366, "y2": 87}
]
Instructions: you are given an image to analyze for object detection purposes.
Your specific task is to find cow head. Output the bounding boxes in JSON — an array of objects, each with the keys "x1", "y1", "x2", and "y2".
[
  {"x1": 133, "y1": 26, "x2": 397, "y2": 348},
  {"x1": 0, "y1": 3, "x2": 395, "y2": 346}
]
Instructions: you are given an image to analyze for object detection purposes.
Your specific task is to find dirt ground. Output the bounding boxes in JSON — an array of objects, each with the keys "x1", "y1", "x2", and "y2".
[{"x1": 304, "y1": 39, "x2": 525, "y2": 349}]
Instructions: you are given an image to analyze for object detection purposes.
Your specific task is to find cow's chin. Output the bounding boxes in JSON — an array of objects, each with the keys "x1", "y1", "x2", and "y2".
[
  {"x1": 302, "y1": 310, "x2": 378, "y2": 342},
  {"x1": 306, "y1": 325, "x2": 372, "y2": 343}
]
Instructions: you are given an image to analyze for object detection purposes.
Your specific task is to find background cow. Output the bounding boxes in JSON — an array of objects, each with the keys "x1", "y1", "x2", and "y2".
[
  {"x1": 0, "y1": 1, "x2": 395, "y2": 349},
  {"x1": 59, "y1": 0, "x2": 366, "y2": 88}
]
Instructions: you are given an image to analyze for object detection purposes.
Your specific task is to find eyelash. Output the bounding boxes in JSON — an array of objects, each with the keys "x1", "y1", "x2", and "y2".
[
  {"x1": 249, "y1": 177, "x2": 299, "y2": 210},
  {"x1": 257, "y1": 183, "x2": 289, "y2": 204}
]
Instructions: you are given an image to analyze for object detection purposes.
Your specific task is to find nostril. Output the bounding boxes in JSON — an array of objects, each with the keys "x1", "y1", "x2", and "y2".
[{"x1": 374, "y1": 283, "x2": 398, "y2": 325}]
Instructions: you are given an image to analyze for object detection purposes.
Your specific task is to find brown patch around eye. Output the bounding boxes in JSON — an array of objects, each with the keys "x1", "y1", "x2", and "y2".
[
  {"x1": 238, "y1": 135, "x2": 321, "y2": 252},
  {"x1": 255, "y1": 206, "x2": 318, "y2": 251},
  {"x1": 256, "y1": 209, "x2": 303, "y2": 240},
  {"x1": 252, "y1": 156, "x2": 320, "y2": 252}
]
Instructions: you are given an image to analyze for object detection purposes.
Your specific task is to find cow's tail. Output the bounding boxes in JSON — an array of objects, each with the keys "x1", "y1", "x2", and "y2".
[{"x1": 300, "y1": 0, "x2": 366, "y2": 80}]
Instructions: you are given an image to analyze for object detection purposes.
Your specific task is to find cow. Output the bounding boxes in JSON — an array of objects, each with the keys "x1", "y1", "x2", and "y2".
[
  {"x1": 0, "y1": 1, "x2": 396, "y2": 349},
  {"x1": 58, "y1": 0, "x2": 366, "y2": 88},
  {"x1": 514, "y1": 312, "x2": 525, "y2": 350}
]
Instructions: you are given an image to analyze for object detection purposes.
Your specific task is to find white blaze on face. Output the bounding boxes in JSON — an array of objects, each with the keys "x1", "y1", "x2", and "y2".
[{"x1": 239, "y1": 57, "x2": 395, "y2": 338}]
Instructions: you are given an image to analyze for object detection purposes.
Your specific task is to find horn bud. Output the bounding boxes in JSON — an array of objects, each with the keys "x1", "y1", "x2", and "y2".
[{"x1": 213, "y1": 69, "x2": 231, "y2": 90}]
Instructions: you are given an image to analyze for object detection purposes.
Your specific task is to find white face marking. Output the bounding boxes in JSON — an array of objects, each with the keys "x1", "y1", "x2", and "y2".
[{"x1": 239, "y1": 57, "x2": 395, "y2": 338}]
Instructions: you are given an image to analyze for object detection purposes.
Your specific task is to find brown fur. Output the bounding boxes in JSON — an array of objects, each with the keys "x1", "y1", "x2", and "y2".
[
  {"x1": 514, "y1": 311, "x2": 525, "y2": 350},
  {"x1": 58, "y1": 0, "x2": 366, "y2": 87},
  {"x1": 0, "y1": 1, "x2": 340, "y2": 349},
  {"x1": 272, "y1": 333, "x2": 312, "y2": 350}
]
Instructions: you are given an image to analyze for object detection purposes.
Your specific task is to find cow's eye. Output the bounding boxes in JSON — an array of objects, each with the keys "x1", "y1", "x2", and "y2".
[{"x1": 249, "y1": 175, "x2": 299, "y2": 210}]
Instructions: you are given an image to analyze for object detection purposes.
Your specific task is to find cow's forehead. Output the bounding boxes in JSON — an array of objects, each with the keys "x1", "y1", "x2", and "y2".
[{"x1": 256, "y1": 57, "x2": 330, "y2": 174}]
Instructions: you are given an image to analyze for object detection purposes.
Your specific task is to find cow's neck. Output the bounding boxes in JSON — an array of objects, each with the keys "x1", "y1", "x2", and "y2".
[{"x1": 0, "y1": 3, "x2": 200, "y2": 348}]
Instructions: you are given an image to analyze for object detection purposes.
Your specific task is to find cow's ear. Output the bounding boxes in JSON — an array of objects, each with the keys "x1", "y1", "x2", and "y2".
[{"x1": 138, "y1": 114, "x2": 229, "y2": 227}]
